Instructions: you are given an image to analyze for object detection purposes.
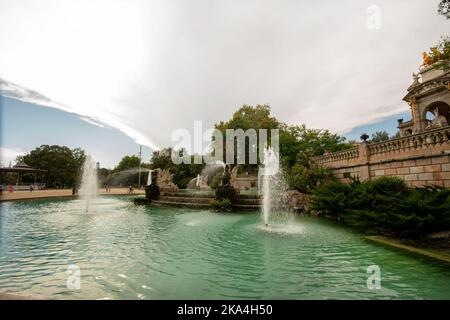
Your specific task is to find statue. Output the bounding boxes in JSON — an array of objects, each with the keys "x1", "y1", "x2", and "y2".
[
  {"x1": 155, "y1": 168, "x2": 179, "y2": 193},
  {"x1": 421, "y1": 52, "x2": 432, "y2": 67},
  {"x1": 229, "y1": 166, "x2": 240, "y2": 189},
  {"x1": 408, "y1": 97, "x2": 418, "y2": 123},
  {"x1": 426, "y1": 108, "x2": 448, "y2": 130},
  {"x1": 195, "y1": 174, "x2": 209, "y2": 190}
]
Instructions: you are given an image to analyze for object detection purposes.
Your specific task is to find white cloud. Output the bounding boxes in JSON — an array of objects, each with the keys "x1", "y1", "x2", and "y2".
[
  {"x1": 0, "y1": 0, "x2": 447, "y2": 149},
  {"x1": 0, "y1": 147, "x2": 25, "y2": 166}
]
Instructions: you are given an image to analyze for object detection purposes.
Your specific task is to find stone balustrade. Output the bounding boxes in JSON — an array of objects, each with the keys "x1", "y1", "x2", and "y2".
[
  {"x1": 314, "y1": 147, "x2": 359, "y2": 165},
  {"x1": 314, "y1": 126, "x2": 450, "y2": 167},
  {"x1": 368, "y1": 126, "x2": 450, "y2": 161},
  {"x1": 313, "y1": 126, "x2": 450, "y2": 187}
]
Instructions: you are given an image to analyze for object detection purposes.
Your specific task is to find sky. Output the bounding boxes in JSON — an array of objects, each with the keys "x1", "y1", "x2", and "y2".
[{"x1": 0, "y1": 0, "x2": 448, "y2": 167}]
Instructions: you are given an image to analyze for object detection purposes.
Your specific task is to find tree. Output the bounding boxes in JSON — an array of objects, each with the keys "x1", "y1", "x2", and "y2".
[
  {"x1": 97, "y1": 168, "x2": 111, "y2": 186},
  {"x1": 109, "y1": 155, "x2": 143, "y2": 186},
  {"x1": 370, "y1": 131, "x2": 390, "y2": 143},
  {"x1": 114, "y1": 155, "x2": 141, "y2": 173},
  {"x1": 149, "y1": 148, "x2": 204, "y2": 188},
  {"x1": 287, "y1": 152, "x2": 335, "y2": 193},
  {"x1": 438, "y1": 0, "x2": 449, "y2": 19},
  {"x1": 214, "y1": 104, "x2": 280, "y2": 173},
  {"x1": 17, "y1": 145, "x2": 86, "y2": 188},
  {"x1": 279, "y1": 124, "x2": 351, "y2": 169}
]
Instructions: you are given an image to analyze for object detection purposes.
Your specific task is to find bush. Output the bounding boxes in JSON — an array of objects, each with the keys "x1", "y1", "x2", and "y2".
[
  {"x1": 288, "y1": 162, "x2": 335, "y2": 193},
  {"x1": 215, "y1": 185, "x2": 237, "y2": 202},
  {"x1": 311, "y1": 177, "x2": 450, "y2": 237},
  {"x1": 145, "y1": 184, "x2": 160, "y2": 200},
  {"x1": 209, "y1": 199, "x2": 233, "y2": 212}
]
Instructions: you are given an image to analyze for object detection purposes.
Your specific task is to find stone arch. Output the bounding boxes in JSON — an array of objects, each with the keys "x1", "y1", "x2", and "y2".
[{"x1": 422, "y1": 101, "x2": 450, "y2": 128}]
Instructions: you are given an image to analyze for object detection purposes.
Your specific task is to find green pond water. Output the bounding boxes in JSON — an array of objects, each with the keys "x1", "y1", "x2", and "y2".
[{"x1": 0, "y1": 196, "x2": 449, "y2": 300}]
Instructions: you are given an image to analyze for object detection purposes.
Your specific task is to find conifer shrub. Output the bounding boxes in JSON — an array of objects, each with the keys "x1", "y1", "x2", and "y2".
[{"x1": 311, "y1": 177, "x2": 450, "y2": 237}]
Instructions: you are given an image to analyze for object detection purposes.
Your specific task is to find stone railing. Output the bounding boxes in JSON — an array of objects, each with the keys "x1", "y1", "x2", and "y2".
[
  {"x1": 368, "y1": 126, "x2": 450, "y2": 160},
  {"x1": 314, "y1": 147, "x2": 359, "y2": 165},
  {"x1": 314, "y1": 126, "x2": 450, "y2": 168}
]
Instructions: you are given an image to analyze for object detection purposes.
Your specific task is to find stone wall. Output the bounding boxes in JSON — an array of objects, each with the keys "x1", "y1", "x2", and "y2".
[
  {"x1": 234, "y1": 174, "x2": 258, "y2": 191},
  {"x1": 314, "y1": 126, "x2": 450, "y2": 188}
]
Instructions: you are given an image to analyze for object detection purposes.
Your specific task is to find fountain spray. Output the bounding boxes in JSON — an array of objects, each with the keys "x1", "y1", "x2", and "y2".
[
  {"x1": 79, "y1": 155, "x2": 98, "y2": 212},
  {"x1": 261, "y1": 147, "x2": 279, "y2": 227}
]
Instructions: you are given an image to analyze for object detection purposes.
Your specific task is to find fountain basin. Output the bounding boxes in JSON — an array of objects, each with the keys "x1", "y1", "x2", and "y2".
[{"x1": 1, "y1": 196, "x2": 450, "y2": 300}]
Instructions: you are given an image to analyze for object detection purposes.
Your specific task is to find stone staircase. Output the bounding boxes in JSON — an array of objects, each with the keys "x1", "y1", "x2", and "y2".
[{"x1": 151, "y1": 192, "x2": 261, "y2": 210}]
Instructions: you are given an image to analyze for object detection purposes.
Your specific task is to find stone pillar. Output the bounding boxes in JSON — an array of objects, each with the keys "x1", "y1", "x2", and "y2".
[{"x1": 358, "y1": 142, "x2": 370, "y2": 181}]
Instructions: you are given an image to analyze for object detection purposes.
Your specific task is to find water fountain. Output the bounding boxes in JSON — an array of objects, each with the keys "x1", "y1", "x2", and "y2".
[
  {"x1": 79, "y1": 156, "x2": 98, "y2": 212},
  {"x1": 261, "y1": 147, "x2": 278, "y2": 226},
  {"x1": 260, "y1": 147, "x2": 285, "y2": 227}
]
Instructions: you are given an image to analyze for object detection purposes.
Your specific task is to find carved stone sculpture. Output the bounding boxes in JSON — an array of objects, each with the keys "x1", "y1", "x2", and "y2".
[
  {"x1": 421, "y1": 52, "x2": 432, "y2": 67},
  {"x1": 426, "y1": 108, "x2": 448, "y2": 130},
  {"x1": 229, "y1": 166, "x2": 240, "y2": 189},
  {"x1": 195, "y1": 174, "x2": 209, "y2": 190},
  {"x1": 155, "y1": 168, "x2": 179, "y2": 193}
]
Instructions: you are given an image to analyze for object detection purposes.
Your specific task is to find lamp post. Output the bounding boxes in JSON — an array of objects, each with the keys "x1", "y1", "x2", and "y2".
[{"x1": 138, "y1": 145, "x2": 142, "y2": 189}]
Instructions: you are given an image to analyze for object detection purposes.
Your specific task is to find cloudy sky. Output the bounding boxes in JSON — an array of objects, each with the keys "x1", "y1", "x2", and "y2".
[{"x1": 0, "y1": 0, "x2": 448, "y2": 166}]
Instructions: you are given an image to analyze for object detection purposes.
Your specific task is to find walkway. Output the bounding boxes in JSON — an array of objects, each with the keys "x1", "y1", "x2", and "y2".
[{"x1": 0, "y1": 188, "x2": 145, "y2": 202}]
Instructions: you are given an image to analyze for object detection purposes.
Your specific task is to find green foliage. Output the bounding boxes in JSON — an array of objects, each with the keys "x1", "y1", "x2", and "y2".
[
  {"x1": 214, "y1": 104, "x2": 279, "y2": 173},
  {"x1": 209, "y1": 199, "x2": 233, "y2": 212},
  {"x1": 287, "y1": 153, "x2": 335, "y2": 193},
  {"x1": 312, "y1": 177, "x2": 450, "y2": 237},
  {"x1": 213, "y1": 105, "x2": 351, "y2": 175},
  {"x1": 215, "y1": 185, "x2": 237, "y2": 202},
  {"x1": 17, "y1": 145, "x2": 86, "y2": 188},
  {"x1": 97, "y1": 168, "x2": 111, "y2": 185},
  {"x1": 149, "y1": 148, "x2": 204, "y2": 189},
  {"x1": 370, "y1": 131, "x2": 390, "y2": 143},
  {"x1": 429, "y1": 37, "x2": 450, "y2": 70},
  {"x1": 279, "y1": 124, "x2": 352, "y2": 169},
  {"x1": 114, "y1": 155, "x2": 141, "y2": 172}
]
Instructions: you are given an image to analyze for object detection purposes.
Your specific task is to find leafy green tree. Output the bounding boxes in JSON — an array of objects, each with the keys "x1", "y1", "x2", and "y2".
[
  {"x1": 17, "y1": 145, "x2": 86, "y2": 188},
  {"x1": 97, "y1": 168, "x2": 111, "y2": 185},
  {"x1": 370, "y1": 131, "x2": 390, "y2": 143},
  {"x1": 280, "y1": 124, "x2": 351, "y2": 169},
  {"x1": 149, "y1": 148, "x2": 204, "y2": 188},
  {"x1": 114, "y1": 155, "x2": 141, "y2": 172},
  {"x1": 287, "y1": 153, "x2": 335, "y2": 193},
  {"x1": 438, "y1": 0, "x2": 449, "y2": 19},
  {"x1": 214, "y1": 104, "x2": 280, "y2": 173}
]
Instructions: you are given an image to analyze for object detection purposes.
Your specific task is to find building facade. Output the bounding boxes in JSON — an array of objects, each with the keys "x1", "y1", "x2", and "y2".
[{"x1": 314, "y1": 62, "x2": 450, "y2": 188}]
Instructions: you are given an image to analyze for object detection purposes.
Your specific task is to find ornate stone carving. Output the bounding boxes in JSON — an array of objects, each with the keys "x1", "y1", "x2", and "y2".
[
  {"x1": 408, "y1": 97, "x2": 418, "y2": 124},
  {"x1": 229, "y1": 166, "x2": 240, "y2": 189},
  {"x1": 426, "y1": 107, "x2": 449, "y2": 130},
  {"x1": 421, "y1": 52, "x2": 432, "y2": 67},
  {"x1": 155, "y1": 169, "x2": 179, "y2": 192},
  {"x1": 195, "y1": 174, "x2": 209, "y2": 190}
]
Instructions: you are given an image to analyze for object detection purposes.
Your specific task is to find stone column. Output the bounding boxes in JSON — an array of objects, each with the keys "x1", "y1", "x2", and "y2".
[{"x1": 358, "y1": 142, "x2": 370, "y2": 181}]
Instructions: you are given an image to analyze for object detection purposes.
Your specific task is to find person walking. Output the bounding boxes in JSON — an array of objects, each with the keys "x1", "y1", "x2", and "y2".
[{"x1": 29, "y1": 184, "x2": 34, "y2": 192}]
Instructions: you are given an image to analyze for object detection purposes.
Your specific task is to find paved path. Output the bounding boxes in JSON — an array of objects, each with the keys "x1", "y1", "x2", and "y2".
[{"x1": 0, "y1": 188, "x2": 145, "y2": 202}]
